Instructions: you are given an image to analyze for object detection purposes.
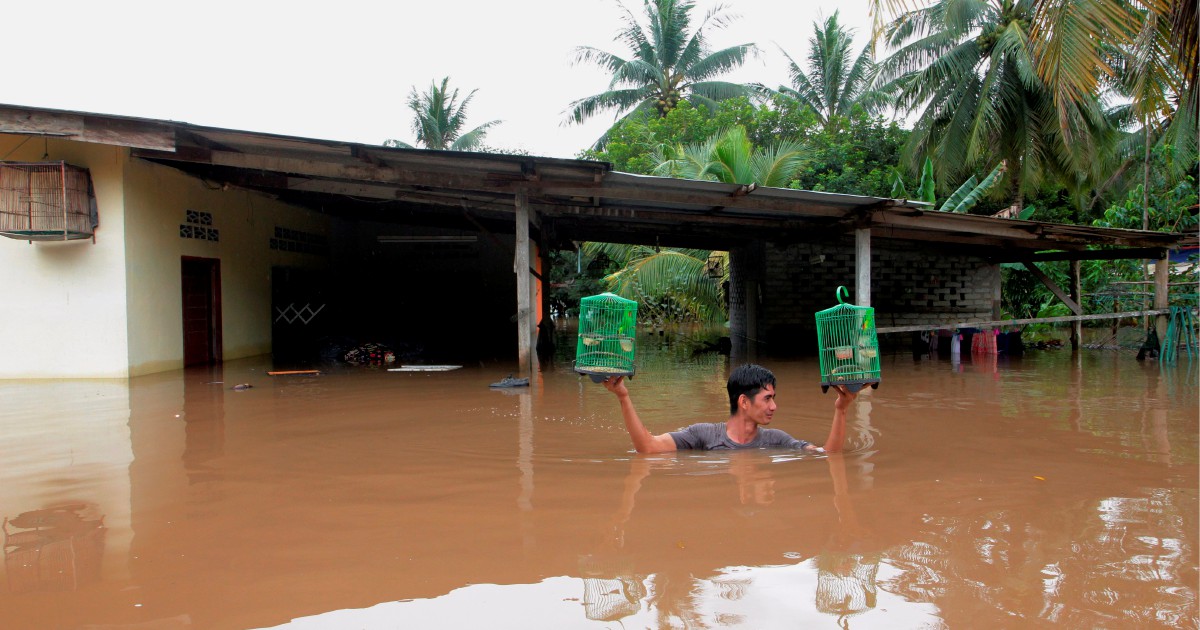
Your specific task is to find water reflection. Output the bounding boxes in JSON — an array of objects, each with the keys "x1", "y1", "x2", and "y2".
[
  {"x1": 816, "y1": 454, "x2": 880, "y2": 622},
  {"x1": 576, "y1": 451, "x2": 894, "y2": 628},
  {"x1": 3, "y1": 503, "x2": 105, "y2": 592},
  {"x1": 183, "y1": 367, "x2": 226, "y2": 484}
]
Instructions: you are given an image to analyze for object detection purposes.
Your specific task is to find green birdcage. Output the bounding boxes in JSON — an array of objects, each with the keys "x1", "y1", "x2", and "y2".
[
  {"x1": 815, "y1": 286, "x2": 880, "y2": 393},
  {"x1": 575, "y1": 293, "x2": 638, "y2": 383}
]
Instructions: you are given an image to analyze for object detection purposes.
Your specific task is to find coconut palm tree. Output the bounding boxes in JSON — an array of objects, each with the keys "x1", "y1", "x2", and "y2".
[
  {"x1": 1028, "y1": 0, "x2": 1196, "y2": 168},
  {"x1": 874, "y1": 0, "x2": 1105, "y2": 210},
  {"x1": 384, "y1": 77, "x2": 500, "y2": 151},
  {"x1": 870, "y1": 0, "x2": 1195, "y2": 182},
  {"x1": 565, "y1": 0, "x2": 757, "y2": 131},
  {"x1": 771, "y1": 12, "x2": 887, "y2": 130}
]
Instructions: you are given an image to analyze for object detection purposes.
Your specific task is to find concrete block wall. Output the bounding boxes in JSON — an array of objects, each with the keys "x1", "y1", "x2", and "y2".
[{"x1": 758, "y1": 240, "x2": 1000, "y2": 354}]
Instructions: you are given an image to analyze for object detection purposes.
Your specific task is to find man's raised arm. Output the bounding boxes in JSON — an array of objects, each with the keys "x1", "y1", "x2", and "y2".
[
  {"x1": 602, "y1": 376, "x2": 677, "y2": 454},
  {"x1": 822, "y1": 385, "x2": 858, "y2": 453}
]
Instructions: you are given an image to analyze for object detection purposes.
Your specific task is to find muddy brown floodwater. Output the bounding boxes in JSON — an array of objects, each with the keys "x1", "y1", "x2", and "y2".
[{"x1": 1, "y1": 339, "x2": 1197, "y2": 629}]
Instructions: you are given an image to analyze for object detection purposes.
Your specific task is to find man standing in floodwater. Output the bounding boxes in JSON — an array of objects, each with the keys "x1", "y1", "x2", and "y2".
[{"x1": 602, "y1": 363, "x2": 857, "y2": 454}]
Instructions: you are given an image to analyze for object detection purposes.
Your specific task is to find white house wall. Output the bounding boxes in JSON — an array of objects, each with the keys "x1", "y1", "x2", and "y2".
[
  {"x1": 0, "y1": 138, "x2": 130, "y2": 378},
  {"x1": 120, "y1": 156, "x2": 329, "y2": 376},
  {"x1": 0, "y1": 136, "x2": 330, "y2": 378}
]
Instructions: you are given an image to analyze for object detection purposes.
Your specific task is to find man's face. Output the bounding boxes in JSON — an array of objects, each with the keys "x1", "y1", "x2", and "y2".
[{"x1": 741, "y1": 384, "x2": 777, "y2": 425}]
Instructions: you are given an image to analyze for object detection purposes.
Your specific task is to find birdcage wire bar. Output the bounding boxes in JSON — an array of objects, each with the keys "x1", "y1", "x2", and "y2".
[{"x1": 0, "y1": 161, "x2": 96, "y2": 241}]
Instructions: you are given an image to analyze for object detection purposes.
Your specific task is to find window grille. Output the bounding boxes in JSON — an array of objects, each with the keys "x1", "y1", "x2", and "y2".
[{"x1": 0, "y1": 161, "x2": 98, "y2": 241}]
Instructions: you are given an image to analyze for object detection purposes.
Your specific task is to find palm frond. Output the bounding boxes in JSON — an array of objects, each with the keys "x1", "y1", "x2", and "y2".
[
  {"x1": 684, "y1": 44, "x2": 758, "y2": 81},
  {"x1": 565, "y1": 88, "x2": 655, "y2": 125},
  {"x1": 752, "y1": 140, "x2": 808, "y2": 188},
  {"x1": 449, "y1": 120, "x2": 502, "y2": 152},
  {"x1": 604, "y1": 249, "x2": 725, "y2": 322},
  {"x1": 571, "y1": 46, "x2": 632, "y2": 76}
]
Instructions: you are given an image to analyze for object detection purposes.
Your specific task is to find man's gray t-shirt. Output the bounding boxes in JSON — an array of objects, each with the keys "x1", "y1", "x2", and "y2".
[{"x1": 669, "y1": 423, "x2": 811, "y2": 450}]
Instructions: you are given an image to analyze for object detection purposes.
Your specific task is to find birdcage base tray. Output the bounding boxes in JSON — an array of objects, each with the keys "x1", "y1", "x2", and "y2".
[
  {"x1": 576, "y1": 366, "x2": 635, "y2": 383},
  {"x1": 821, "y1": 381, "x2": 879, "y2": 394}
]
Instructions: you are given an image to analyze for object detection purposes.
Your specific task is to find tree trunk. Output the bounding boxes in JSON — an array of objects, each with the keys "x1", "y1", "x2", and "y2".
[
  {"x1": 1000, "y1": 165, "x2": 1024, "y2": 218},
  {"x1": 1141, "y1": 120, "x2": 1152, "y2": 328}
]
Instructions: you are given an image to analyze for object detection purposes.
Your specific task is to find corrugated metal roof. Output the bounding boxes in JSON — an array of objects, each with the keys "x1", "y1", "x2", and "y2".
[{"x1": 0, "y1": 102, "x2": 1186, "y2": 257}]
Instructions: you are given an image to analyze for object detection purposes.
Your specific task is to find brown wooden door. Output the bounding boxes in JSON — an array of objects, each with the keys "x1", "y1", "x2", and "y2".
[{"x1": 181, "y1": 257, "x2": 222, "y2": 366}]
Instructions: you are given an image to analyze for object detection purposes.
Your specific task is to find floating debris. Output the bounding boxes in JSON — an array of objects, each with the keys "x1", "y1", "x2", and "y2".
[{"x1": 490, "y1": 374, "x2": 529, "y2": 388}]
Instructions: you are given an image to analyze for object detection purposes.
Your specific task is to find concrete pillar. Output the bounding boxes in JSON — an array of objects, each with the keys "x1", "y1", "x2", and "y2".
[
  {"x1": 514, "y1": 189, "x2": 532, "y2": 376},
  {"x1": 855, "y1": 228, "x2": 871, "y2": 307}
]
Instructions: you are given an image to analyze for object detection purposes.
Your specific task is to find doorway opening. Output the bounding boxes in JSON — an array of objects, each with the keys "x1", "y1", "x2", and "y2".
[{"x1": 181, "y1": 257, "x2": 222, "y2": 366}]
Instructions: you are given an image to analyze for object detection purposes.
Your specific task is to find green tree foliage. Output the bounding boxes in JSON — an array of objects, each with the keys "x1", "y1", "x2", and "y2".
[
  {"x1": 770, "y1": 11, "x2": 887, "y2": 129},
  {"x1": 565, "y1": 0, "x2": 758, "y2": 139},
  {"x1": 868, "y1": 0, "x2": 1195, "y2": 215},
  {"x1": 577, "y1": 100, "x2": 715, "y2": 173},
  {"x1": 581, "y1": 98, "x2": 907, "y2": 198},
  {"x1": 1094, "y1": 169, "x2": 1195, "y2": 235},
  {"x1": 790, "y1": 109, "x2": 907, "y2": 197},
  {"x1": 385, "y1": 77, "x2": 499, "y2": 151},
  {"x1": 581, "y1": 123, "x2": 809, "y2": 325}
]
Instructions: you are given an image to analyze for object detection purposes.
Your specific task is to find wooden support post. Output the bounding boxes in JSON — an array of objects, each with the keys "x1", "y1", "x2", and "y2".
[
  {"x1": 515, "y1": 189, "x2": 532, "y2": 377},
  {"x1": 1069, "y1": 260, "x2": 1082, "y2": 350},
  {"x1": 855, "y1": 227, "x2": 871, "y2": 307},
  {"x1": 1155, "y1": 253, "x2": 1170, "y2": 340}
]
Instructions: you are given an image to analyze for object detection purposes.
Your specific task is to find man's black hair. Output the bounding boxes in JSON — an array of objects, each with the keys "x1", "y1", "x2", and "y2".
[{"x1": 727, "y1": 364, "x2": 777, "y2": 415}]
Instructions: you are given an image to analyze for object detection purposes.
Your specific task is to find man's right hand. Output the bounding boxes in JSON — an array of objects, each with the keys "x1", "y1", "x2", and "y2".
[
  {"x1": 602, "y1": 375, "x2": 629, "y2": 398},
  {"x1": 832, "y1": 384, "x2": 859, "y2": 410}
]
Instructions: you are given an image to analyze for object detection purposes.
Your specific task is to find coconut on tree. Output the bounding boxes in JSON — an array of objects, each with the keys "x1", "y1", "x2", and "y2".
[{"x1": 565, "y1": 0, "x2": 758, "y2": 143}]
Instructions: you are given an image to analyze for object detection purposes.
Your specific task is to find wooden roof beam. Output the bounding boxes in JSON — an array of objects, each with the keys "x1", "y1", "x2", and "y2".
[
  {"x1": 540, "y1": 184, "x2": 851, "y2": 217},
  {"x1": 133, "y1": 147, "x2": 528, "y2": 191},
  {"x1": 0, "y1": 107, "x2": 176, "y2": 151}
]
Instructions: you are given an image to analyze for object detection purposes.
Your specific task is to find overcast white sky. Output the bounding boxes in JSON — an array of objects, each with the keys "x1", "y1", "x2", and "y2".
[{"x1": 3, "y1": 0, "x2": 878, "y2": 159}]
